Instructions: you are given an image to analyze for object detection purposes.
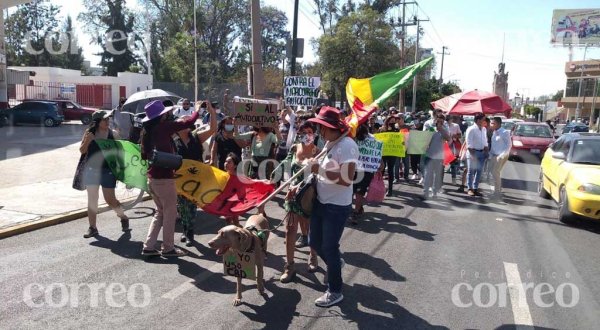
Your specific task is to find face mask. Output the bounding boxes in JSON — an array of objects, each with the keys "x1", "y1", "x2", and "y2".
[
  {"x1": 300, "y1": 133, "x2": 314, "y2": 145},
  {"x1": 395, "y1": 123, "x2": 400, "y2": 129},
  {"x1": 224, "y1": 124, "x2": 234, "y2": 132},
  {"x1": 215, "y1": 109, "x2": 221, "y2": 114}
]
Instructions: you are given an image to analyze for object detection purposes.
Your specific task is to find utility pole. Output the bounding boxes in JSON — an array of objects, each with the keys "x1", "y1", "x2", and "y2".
[
  {"x1": 411, "y1": 17, "x2": 428, "y2": 113},
  {"x1": 250, "y1": 0, "x2": 265, "y2": 98},
  {"x1": 290, "y1": 0, "x2": 299, "y2": 76},
  {"x1": 438, "y1": 46, "x2": 450, "y2": 83},
  {"x1": 397, "y1": 1, "x2": 416, "y2": 112},
  {"x1": 193, "y1": 0, "x2": 198, "y2": 101},
  {"x1": 575, "y1": 44, "x2": 589, "y2": 121}
]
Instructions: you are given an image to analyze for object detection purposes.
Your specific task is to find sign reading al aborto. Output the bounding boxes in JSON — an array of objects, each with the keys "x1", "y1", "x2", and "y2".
[
  {"x1": 223, "y1": 250, "x2": 256, "y2": 280},
  {"x1": 284, "y1": 76, "x2": 321, "y2": 106},
  {"x1": 232, "y1": 97, "x2": 280, "y2": 128},
  {"x1": 551, "y1": 9, "x2": 600, "y2": 45}
]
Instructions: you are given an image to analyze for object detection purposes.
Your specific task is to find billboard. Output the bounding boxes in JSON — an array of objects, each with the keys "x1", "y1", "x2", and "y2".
[{"x1": 551, "y1": 9, "x2": 600, "y2": 45}]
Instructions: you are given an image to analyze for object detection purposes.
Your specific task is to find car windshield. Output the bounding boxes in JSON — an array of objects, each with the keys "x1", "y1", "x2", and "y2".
[
  {"x1": 514, "y1": 125, "x2": 552, "y2": 138},
  {"x1": 571, "y1": 140, "x2": 600, "y2": 164},
  {"x1": 501, "y1": 122, "x2": 515, "y2": 131},
  {"x1": 70, "y1": 101, "x2": 82, "y2": 108}
]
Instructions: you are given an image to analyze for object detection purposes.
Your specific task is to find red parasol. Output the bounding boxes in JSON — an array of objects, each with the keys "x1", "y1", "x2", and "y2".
[{"x1": 431, "y1": 90, "x2": 512, "y2": 117}]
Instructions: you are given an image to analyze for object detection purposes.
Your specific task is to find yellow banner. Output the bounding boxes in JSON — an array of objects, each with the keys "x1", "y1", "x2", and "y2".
[
  {"x1": 175, "y1": 159, "x2": 230, "y2": 207},
  {"x1": 374, "y1": 132, "x2": 405, "y2": 157}
]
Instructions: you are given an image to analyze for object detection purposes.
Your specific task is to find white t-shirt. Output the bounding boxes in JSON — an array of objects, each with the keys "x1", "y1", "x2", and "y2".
[
  {"x1": 173, "y1": 107, "x2": 195, "y2": 118},
  {"x1": 316, "y1": 136, "x2": 359, "y2": 206},
  {"x1": 448, "y1": 122, "x2": 461, "y2": 137}
]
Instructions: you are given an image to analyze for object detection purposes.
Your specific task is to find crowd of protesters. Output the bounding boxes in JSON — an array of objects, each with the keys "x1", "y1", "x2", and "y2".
[{"x1": 78, "y1": 96, "x2": 515, "y2": 308}]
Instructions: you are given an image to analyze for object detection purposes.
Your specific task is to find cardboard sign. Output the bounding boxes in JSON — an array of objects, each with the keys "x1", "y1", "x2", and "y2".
[
  {"x1": 283, "y1": 76, "x2": 321, "y2": 107},
  {"x1": 406, "y1": 131, "x2": 434, "y2": 155},
  {"x1": 223, "y1": 250, "x2": 256, "y2": 280},
  {"x1": 374, "y1": 132, "x2": 406, "y2": 157},
  {"x1": 232, "y1": 97, "x2": 279, "y2": 128},
  {"x1": 357, "y1": 137, "x2": 383, "y2": 172}
]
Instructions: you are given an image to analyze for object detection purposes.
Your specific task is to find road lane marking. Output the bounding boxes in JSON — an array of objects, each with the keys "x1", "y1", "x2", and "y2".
[{"x1": 503, "y1": 262, "x2": 534, "y2": 328}]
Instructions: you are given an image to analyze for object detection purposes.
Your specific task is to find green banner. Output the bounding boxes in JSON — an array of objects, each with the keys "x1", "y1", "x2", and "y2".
[
  {"x1": 94, "y1": 140, "x2": 149, "y2": 192},
  {"x1": 406, "y1": 131, "x2": 434, "y2": 155}
]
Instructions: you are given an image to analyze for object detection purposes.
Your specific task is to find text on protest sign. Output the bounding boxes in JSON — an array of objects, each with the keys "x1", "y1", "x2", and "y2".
[
  {"x1": 374, "y1": 132, "x2": 406, "y2": 157},
  {"x1": 175, "y1": 159, "x2": 229, "y2": 207},
  {"x1": 233, "y1": 97, "x2": 279, "y2": 128},
  {"x1": 284, "y1": 76, "x2": 321, "y2": 107},
  {"x1": 406, "y1": 131, "x2": 434, "y2": 155},
  {"x1": 223, "y1": 250, "x2": 256, "y2": 280},
  {"x1": 357, "y1": 137, "x2": 383, "y2": 172}
]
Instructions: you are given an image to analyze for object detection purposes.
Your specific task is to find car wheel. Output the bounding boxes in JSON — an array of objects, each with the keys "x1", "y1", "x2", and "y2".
[
  {"x1": 81, "y1": 115, "x2": 91, "y2": 125},
  {"x1": 538, "y1": 171, "x2": 550, "y2": 199},
  {"x1": 558, "y1": 186, "x2": 576, "y2": 224},
  {"x1": 44, "y1": 117, "x2": 55, "y2": 127}
]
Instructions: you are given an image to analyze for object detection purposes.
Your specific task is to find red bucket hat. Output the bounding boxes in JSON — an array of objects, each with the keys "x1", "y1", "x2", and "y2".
[{"x1": 308, "y1": 106, "x2": 348, "y2": 131}]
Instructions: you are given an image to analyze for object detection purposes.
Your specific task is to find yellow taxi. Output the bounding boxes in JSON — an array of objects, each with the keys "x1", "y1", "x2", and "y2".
[{"x1": 538, "y1": 133, "x2": 600, "y2": 224}]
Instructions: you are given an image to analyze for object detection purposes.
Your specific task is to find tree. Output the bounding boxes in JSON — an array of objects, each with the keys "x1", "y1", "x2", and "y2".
[
  {"x1": 524, "y1": 104, "x2": 542, "y2": 117},
  {"x1": 551, "y1": 90, "x2": 564, "y2": 101},
  {"x1": 61, "y1": 16, "x2": 85, "y2": 70},
  {"x1": 316, "y1": 7, "x2": 399, "y2": 102},
  {"x1": 5, "y1": 0, "x2": 62, "y2": 67},
  {"x1": 78, "y1": 0, "x2": 140, "y2": 76}
]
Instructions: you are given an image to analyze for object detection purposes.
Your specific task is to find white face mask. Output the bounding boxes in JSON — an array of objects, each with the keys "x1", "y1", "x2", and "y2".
[
  {"x1": 215, "y1": 109, "x2": 221, "y2": 114},
  {"x1": 300, "y1": 133, "x2": 314, "y2": 145}
]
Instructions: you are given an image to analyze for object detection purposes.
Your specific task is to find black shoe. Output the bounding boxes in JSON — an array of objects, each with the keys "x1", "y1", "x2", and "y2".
[
  {"x1": 456, "y1": 186, "x2": 465, "y2": 193},
  {"x1": 185, "y1": 229, "x2": 194, "y2": 247},
  {"x1": 83, "y1": 226, "x2": 98, "y2": 238},
  {"x1": 473, "y1": 190, "x2": 484, "y2": 197},
  {"x1": 141, "y1": 248, "x2": 160, "y2": 256},
  {"x1": 386, "y1": 191, "x2": 393, "y2": 197},
  {"x1": 295, "y1": 235, "x2": 308, "y2": 248},
  {"x1": 120, "y1": 218, "x2": 130, "y2": 232},
  {"x1": 180, "y1": 225, "x2": 187, "y2": 242}
]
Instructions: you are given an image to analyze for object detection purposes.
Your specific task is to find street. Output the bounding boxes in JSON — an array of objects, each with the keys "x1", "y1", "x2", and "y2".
[{"x1": 2, "y1": 126, "x2": 600, "y2": 329}]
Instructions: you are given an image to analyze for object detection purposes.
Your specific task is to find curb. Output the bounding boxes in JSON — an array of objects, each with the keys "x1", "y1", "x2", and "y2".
[{"x1": 0, "y1": 195, "x2": 153, "y2": 239}]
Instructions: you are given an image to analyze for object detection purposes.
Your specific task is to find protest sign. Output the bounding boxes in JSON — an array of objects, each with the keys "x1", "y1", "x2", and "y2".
[
  {"x1": 357, "y1": 137, "x2": 383, "y2": 172},
  {"x1": 232, "y1": 97, "x2": 279, "y2": 128},
  {"x1": 374, "y1": 132, "x2": 405, "y2": 157},
  {"x1": 283, "y1": 76, "x2": 321, "y2": 107},
  {"x1": 223, "y1": 250, "x2": 256, "y2": 280},
  {"x1": 406, "y1": 131, "x2": 434, "y2": 155}
]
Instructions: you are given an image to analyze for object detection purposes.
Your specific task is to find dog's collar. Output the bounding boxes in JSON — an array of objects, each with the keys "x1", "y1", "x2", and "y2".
[{"x1": 243, "y1": 226, "x2": 266, "y2": 253}]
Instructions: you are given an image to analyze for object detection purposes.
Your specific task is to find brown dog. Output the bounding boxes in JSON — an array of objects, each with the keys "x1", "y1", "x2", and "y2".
[{"x1": 208, "y1": 213, "x2": 270, "y2": 306}]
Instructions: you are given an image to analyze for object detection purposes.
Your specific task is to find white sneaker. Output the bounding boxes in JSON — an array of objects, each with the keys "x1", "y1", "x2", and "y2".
[
  {"x1": 315, "y1": 291, "x2": 344, "y2": 307},
  {"x1": 410, "y1": 174, "x2": 418, "y2": 180}
]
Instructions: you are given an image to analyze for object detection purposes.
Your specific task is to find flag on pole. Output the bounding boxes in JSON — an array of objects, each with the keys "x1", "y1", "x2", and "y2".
[{"x1": 345, "y1": 56, "x2": 434, "y2": 135}]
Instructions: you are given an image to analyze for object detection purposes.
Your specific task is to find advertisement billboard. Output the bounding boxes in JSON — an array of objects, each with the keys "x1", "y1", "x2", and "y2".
[{"x1": 551, "y1": 9, "x2": 600, "y2": 45}]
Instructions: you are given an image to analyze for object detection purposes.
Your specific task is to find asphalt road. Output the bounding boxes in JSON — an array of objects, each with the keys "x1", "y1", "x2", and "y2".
[{"x1": 2, "y1": 157, "x2": 600, "y2": 329}]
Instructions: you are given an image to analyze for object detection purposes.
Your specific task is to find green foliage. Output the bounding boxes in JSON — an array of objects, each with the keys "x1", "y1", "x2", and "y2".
[
  {"x1": 78, "y1": 0, "x2": 140, "y2": 76},
  {"x1": 551, "y1": 90, "x2": 564, "y2": 101},
  {"x1": 524, "y1": 104, "x2": 542, "y2": 117},
  {"x1": 316, "y1": 7, "x2": 399, "y2": 102}
]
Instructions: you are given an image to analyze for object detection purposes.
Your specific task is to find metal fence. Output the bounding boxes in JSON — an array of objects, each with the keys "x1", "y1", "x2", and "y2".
[{"x1": 7, "y1": 81, "x2": 112, "y2": 109}]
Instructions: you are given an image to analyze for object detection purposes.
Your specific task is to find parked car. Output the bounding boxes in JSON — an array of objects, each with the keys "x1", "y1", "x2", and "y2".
[
  {"x1": 500, "y1": 118, "x2": 523, "y2": 131},
  {"x1": 561, "y1": 122, "x2": 589, "y2": 134},
  {"x1": 554, "y1": 123, "x2": 566, "y2": 138},
  {"x1": 509, "y1": 122, "x2": 555, "y2": 162},
  {"x1": 538, "y1": 133, "x2": 600, "y2": 223},
  {"x1": 23, "y1": 99, "x2": 96, "y2": 124},
  {"x1": 0, "y1": 101, "x2": 64, "y2": 127}
]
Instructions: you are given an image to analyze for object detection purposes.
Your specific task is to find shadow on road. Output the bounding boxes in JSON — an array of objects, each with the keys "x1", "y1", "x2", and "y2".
[
  {"x1": 343, "y1": 251, "x2": 406, "y2": 282},
  {"x1": 240, "y1": 281, "x2": 302, "y2": 330},
  {"x1": 356, "y1": 211, "x2": 436, "y2": 241},
  {"x1": 501, "y1": 178, "x2": 538, "y2": 193},
  {"x1": 89, "y1": 231, "x2": 143, "y2": 259},
  {"x1": 338, "y1": 283, "x2": 448, "y2": 329}
]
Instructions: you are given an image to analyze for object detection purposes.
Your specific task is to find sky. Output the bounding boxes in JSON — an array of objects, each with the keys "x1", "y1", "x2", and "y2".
[{"x1": 39, "y1": 0, "x2": 600, "y2": 99}]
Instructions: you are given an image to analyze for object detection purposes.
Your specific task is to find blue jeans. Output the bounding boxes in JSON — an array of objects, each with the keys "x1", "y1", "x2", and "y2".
[
  {"x1": 467, "y1": 150, "x2": 486, "y2": 190},
  {"x1": 309, "y1": 200, "x2": 351, "y2": 293}
]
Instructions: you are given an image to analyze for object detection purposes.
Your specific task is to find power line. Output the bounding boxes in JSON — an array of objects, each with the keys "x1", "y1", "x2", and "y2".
[
  {"x1": 415, "y1": 2, "x2": 445, "y2": 47},
  {"x1": 297, "y1": 2, "x2": 321, "y2": 30}
]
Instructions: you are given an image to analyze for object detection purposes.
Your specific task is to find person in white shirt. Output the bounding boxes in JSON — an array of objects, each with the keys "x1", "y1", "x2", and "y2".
[
  {"x1": 307, "y1": 106, "x2": 358, "y2": 308},
  {"x1": 173, "y1": 98, "x2": 195, "y2": 118},
  {"x1": 464, "y1": 113, "x2": 489, "y2": 196},
  {"x1": 488, "y1": 117, "x2": 511, "y2": 199}
]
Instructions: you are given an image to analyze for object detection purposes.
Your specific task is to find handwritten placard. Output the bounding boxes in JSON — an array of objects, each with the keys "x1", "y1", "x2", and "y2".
[
  {"x1": 374, "y1": 132, "x2": 406, "y2": 157},
  {"x1": 223, "y1": 250, "x2": 256, "y2": 280},
  {"x1": 406, "y1": 131, "x2": 434, "y2": 155},
  {"x1": 357, "y1": 137, "x2": 383, "y2": 172},
  {"x1": 233, "y1": 97, "x2": 279, "y2": 128},
  {"x1": 283, "y1": 76, "x2": 321, "y2": 107}
]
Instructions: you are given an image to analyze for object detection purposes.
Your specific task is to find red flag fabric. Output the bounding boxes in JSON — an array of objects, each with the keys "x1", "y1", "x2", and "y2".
[
  {"x1": 201, "y1": 175, "x2": 275, "y2": 216},
  {"x1": 443, "y1": 142, "x2": 457, "y2": 166}
]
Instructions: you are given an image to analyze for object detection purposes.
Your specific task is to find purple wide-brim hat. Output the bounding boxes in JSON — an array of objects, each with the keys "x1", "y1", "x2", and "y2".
[{"x1": 142, "y1": 100, "x2": 172, "y2": 122}]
